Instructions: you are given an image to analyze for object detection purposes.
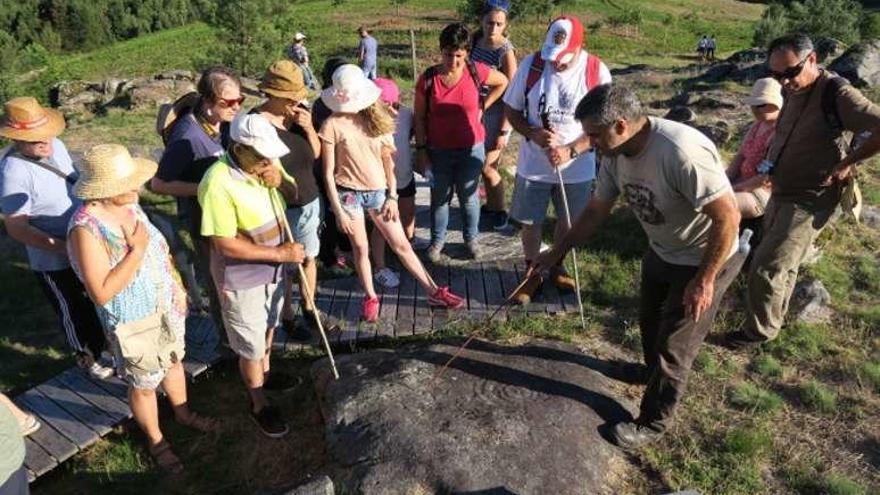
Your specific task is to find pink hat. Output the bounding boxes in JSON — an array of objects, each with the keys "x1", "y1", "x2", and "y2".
[
  {"x1": 541, "y1": 15, "x2": 584, "y2": 65},
  {"x1": 373, "y1": 78, "x2": 400, "y2": 105}
]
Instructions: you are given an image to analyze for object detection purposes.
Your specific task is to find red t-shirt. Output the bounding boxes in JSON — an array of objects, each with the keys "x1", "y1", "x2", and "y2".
[{"x1": 417, "y1": 62, "x2": 490, "y2": 149}]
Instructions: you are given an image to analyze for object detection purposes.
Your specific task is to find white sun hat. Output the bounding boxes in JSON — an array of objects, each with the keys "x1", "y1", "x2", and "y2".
[{"x1": 320, "y1": 64, "x2": 382, "y2": 114}]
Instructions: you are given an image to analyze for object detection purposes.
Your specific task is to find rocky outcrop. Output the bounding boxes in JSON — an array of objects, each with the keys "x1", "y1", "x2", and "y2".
[
  {"x1": 828, "y1": 40, "x2": 880, "y2": 88},
  {"x1": 51, "y1": 71, "x2": 197, "y2": 117},
  {"x1": 692, "y1": 48, "x2": 768, "y2": 85},
  {"x1": 793, "y1": 279, "x2": 833, "y2": 324}
]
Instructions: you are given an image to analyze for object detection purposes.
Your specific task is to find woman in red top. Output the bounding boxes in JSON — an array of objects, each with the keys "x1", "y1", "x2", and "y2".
[{"x1": 414, "y1": 23, "x2": 508, "y2": 262}]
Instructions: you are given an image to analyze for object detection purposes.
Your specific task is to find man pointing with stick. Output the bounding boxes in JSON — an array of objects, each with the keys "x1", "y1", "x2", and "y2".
[{"x1": 533, "y1": 84, "x2": 744, "y2": 449}]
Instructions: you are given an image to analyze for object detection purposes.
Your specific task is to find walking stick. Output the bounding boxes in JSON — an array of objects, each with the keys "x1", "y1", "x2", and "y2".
[
  {"x1": 272, "y1": 187, "x2": 340, "y2": 380},
  {"x1": 431, "y1": 275, "x2": 537, "y2": 382},
  {"x1": 554, "y1": 162, "x2": 587, "y2": 331}
]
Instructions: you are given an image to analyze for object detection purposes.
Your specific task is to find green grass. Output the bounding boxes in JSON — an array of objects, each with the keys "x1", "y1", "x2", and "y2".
[
  {"x1": 750, "y1": 353, "x2": 783, "y2": 378},
  {"x1": 858, "y1": 361, "x2": 880, "y2": 393},
  {"x1": 798, "y1": 380, "x2": 838, "y2": 414},
  {"x1": 727, "y1": 382, "x2": 784, "y2": 415}
]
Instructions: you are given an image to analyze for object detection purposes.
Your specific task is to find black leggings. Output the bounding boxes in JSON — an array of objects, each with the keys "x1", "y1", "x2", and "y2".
[{"x1": 35, "y1": 268, "x2": 106, "y2": 358}]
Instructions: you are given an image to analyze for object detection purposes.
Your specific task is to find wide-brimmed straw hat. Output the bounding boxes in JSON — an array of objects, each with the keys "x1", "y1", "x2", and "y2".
[
  {"x1": 0, "y1": 97, "x2": 66, "y2": 142},
  {"x1": 259, "y1": 60, "x2": 309, "y2": 101},
  {"x1": 74, "y1": 144, "x2": 157, "y2": 200},
  {"x1": 320, "y1": 64, "x2": 382, "y2": 113},
  {"x1": 745, "y1": 77, "x2": 783, "y2": 109}
]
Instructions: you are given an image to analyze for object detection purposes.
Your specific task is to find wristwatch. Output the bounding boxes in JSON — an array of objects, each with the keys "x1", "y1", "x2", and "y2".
[{"x1": 387, "y1": 192, "x2": 399, "y2": 202}]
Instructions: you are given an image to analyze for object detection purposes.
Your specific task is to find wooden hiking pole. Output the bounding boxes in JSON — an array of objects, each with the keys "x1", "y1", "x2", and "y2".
[{"x1": 272, "y1": 187, "x2": 340, "y2": 380}]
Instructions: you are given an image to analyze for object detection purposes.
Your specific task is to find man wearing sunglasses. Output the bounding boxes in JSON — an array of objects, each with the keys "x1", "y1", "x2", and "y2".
[{"x1": 727, "y1": 33, "x2": 880, "y2": 347}]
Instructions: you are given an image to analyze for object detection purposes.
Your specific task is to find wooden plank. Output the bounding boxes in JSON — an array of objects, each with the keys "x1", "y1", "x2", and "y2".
[
  {"x1": 16, "y1": 407, "x2": 78, "y2": 466},
  {"x1": 183, "y1": 359, "x2": 209, "y2": 379},
  {"x1": 335, "y1": 280, "x2": 358, "y2": 345},
  {"x1": 448, "y1": 262, "x2": 469, "y2": 321},
  {"x1": 23, "y1": 437, "x2": 57, "y2": 479},
  {"x1": 272, "y1": 325, "x2": 289, "y2": 352},
  {"x1": 81, "y1": 369, "x2": 130, "y2": 403},
  {"x1": 377, "y1": 278, "x2": 399, "y2": 339},
  {"x1": 558, "y1": 258, "x2": 580, "y2": 313},
  {"x1": 413, "y1": 271, "x2": 432, "y2": 336},
  {"x1": 35, "y1": 380, "x2": 116, "y2": 437},
  {"x1": 18, "y1": 388, "x2": 98, "y2": 449},
  {"x1": 540, "y1": 274, "x2": 565, "y2": 315},
  {"x1": 428, "y1": 264, "x2": 450, "y2": 334},
  {"x1": 465, "y1": 266, "x2": 488, "y2": 314},
  {"x1": 498, "y1": 262, "x2": 527, "y2": 320},
  {"x1": 396, "y1": 268, "x2": 416, "y2": 336},
  {"x1": 481, "y1": 263, "x2": 507, "y2": 322},
  {"x1": 56, "y1": 369, "x2": 131, "y2": 423}
]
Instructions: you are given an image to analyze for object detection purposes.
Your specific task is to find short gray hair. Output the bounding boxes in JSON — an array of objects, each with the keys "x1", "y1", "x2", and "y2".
[
  {"x1": 767, "y1": 33, "x2": 813, "y2": 58},
  {"x1": 574, "y1": 83, "x2": 643, "y2": 127}
]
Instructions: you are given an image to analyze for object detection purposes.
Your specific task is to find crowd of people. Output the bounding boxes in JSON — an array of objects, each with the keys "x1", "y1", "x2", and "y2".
[{"x1": 1, "y1": 0, "x2": 879, "y2": 487}]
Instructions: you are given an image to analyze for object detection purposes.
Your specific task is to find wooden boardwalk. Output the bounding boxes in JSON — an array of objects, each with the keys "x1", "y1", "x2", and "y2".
[{"x1": 17, "y1": 315, "x2": 219, "y2": 482}]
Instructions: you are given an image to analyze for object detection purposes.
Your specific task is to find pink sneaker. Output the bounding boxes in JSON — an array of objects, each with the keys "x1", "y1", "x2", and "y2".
[
  {"x1": 361, "y1": 295, "x2": 380, "y2": 322},
  {"x1": 428, "y1": 286, "x2": 465, "y2": 309}
]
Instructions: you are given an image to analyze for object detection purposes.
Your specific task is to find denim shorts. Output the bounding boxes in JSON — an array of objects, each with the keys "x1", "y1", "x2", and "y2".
[
  {"x1": 285, "y1": 197, "x2": 321, "y2": 258},
  {"x1": 338, "y1": 188, "x2": 386, "y2": 215},
  {"x1": 509, "y1": 175, "x2": 593, "y2": 226}
]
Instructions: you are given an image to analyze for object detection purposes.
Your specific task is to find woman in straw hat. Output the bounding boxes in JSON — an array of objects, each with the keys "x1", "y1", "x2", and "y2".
[
  {"x1": 0, "y1": 96, "x2": 113, "y2": 381},
  {"x1": 726, "y1": 77, "x2": 783, "y2": 218},
  {"x1": 255, "y1": 60, "x2": 324, "y2": 343},
  {"x1": 68, "y1": 144, "x2": 218, "y2": 475},
  {"x1": 320, "y1": 64, "x2": 466, "y2": 322}
]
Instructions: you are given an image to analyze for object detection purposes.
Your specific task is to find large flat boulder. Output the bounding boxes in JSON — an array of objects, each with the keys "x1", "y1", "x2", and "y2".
[{"x1": 311, "y1": 339, "x2": 636, "y2": 494}]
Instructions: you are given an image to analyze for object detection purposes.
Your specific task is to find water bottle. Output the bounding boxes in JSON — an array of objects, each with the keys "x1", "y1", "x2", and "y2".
[{"x1": 738, "y1": 228, "x2": 754, "y2": 255}]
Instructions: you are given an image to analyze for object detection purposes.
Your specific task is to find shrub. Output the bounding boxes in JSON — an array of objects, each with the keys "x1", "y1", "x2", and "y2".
[
  {"x1": 750, "y1": 354, "x2": 783, "y2": 378},
  {"x1": 754, "y1": 0, "x2": 865, "y2": 49},
  {"x1": 728, "y1": 382, "x2": 784, "y2": 414},
  {"x1": 798, "y1": 380, "x2": 837, "y2": 414},
  {"x1": 723, "y1": 426, "x2": 773, "y2": 457}
]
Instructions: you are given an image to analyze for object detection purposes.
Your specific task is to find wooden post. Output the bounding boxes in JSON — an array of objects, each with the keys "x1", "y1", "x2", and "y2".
[{"x1": 410, "y1": 29, "x2": 418, "y2": 82}]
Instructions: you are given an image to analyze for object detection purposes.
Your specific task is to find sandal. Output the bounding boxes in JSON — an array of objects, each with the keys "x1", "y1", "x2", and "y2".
[
  {"x1": 177, "y1": 412, "x2": 221, "y2": 433},
  {"x1": 149, "y1": 439, "x2": 184, "y2": 475}
]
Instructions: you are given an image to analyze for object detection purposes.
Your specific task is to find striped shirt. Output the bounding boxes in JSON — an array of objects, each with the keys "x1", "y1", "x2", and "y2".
[{"x1": 469, "y1": 39, "x2": 513, "y2": 70}]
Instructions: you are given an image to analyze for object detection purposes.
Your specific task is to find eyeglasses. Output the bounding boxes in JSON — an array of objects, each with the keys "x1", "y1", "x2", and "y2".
[
  {"x1": 216, "y1": 96, "x2": 245, "y2": 108},
  {"x1": 769, "y1": 53, "x2": 811, "y2": 81}
]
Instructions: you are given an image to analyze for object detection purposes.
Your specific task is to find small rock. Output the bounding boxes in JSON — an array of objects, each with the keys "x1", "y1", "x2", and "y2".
[
  {"x1": 793, "y1": 279, "x2": 833, "y2": 324},
  {"x1": 861, "y1": 205, "x2": 880, "y2": 229},
  {"x1": 829, "y1": 39, "x2": 880, "y2": 88},
  {"x1": 816, "y1": 37, "x2": 847, "y2": 63},
  {"x1": 155, "y1": 69, "x2": 195, "y2": 81},
  {"x1": 664, "y1": 106, "x2": 696, "y2": 123},
  {"x1": 240, "y1": 76, "x2": 262, "y2": 97},
  {"x1": 123, "y1": 79, "x2": 197, "y2": 110},
  {"x1": 283, "y1": 476, "x2": 334, "y2": 495},
  {"x1": 695, "y1": 122, "x2": 731, "y2": 146}
]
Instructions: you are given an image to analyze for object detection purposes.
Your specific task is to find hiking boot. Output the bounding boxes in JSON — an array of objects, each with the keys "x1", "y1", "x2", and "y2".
[
  {"x1": 512, "y1": 274, "x2": 543, "y2": 306},
  {"x1": 722, "y1": 329, "x2": 764, "y2": 351},
  {"x1": 250, "y1": 405, "x2": 289, "y2": 438},
  {"x1": 426, "y1": 243, "x2": 444, "y2": 263},
  {"x1": 428, "y1": 286, "x2": 465, "y2": 309},
  {"x1": 283, "y1": 315, "x2": 312, "y2": 343},
  {"x1": 361, "y1": 295, "x2": 380, "y2": 322},
  {"x1": 374, "y1": 267, "x2": 400, "y2": 289},
  {"x1": 550, "y1": 265, "x2": 577, "y2": 291},
  {"x1": 609, "y1": 420, "x2": 665, "y2": 450},
  {"x1": 465, "y1": 240, "x2": 483, "y2": 261}
]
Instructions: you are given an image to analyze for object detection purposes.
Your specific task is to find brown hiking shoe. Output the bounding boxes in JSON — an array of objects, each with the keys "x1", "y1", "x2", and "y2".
[
  {"x1": 550, "y1": 266, "x2": 576, "y2": 291},
  {"x1": 512, "y1": 274, "x2": 543, "y2": 305}
]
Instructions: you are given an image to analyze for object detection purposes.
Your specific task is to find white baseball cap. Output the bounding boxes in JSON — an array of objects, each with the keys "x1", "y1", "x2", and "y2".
[
  {"x1": 230, "y1": 113, "x2": 290, "y2": 159},
  {"x1": 293, "y1": 32, "x2": 306, "y2": 41},
  {"x1": 540, "y1": 16, "x2": 585, "y2": 65}
]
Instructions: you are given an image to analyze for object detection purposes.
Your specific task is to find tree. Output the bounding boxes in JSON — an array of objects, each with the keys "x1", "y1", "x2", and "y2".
[
  {"x1": 753, "y1": 0, "x2": 864, "y2": 48},
  {"x1": 208, "y1": 0, "x2": 290, "y2": 77}
]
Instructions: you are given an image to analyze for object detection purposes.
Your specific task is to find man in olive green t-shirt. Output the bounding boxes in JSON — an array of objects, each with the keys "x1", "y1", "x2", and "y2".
[
  {"x1": 728, "y1": 34, "x2": 880, "y2": 347},
  {"x1": 535, "y1": 84, "x2": 743, "y2": 449}
]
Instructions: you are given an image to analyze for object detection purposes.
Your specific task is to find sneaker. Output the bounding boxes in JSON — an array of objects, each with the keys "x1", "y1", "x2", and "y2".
[
  {"x1": 283, "y1": 316, "x2": 312, "y2": 342},
  {"x1": 374, "y1": 267, "x2": 400, "y2": 289},
  {"x1": 465, "y1": 241, "x2": 483, "y2": 261},
  {"x1": 19, "y1": 414, "x2": 40, "y2": 436},
  {"x1": 250, "y1": 405, "x2": 289, "y2": 438},
  {"x1": 88, "y1": 361, "x2": 115, "y2": 381},
  {"x1": 426, "y1": 243, "x2": 444, "y2": 263},
  {"x1": 428, "y1": 286, "x2": 465, "y2": 309},
  {"x1": 492, "y1": 211, "x2": 510, "y2": 231},
  {"x1": 262, "y1": 371, "x2": 302, "y2": 393},
  {"x1": 361, "y1": 295, "x2": 380, "y2": 322},
  {"x1": 512, "y1": 274, "x2": 543, "y2": 306},
  {"x1": 550, "y1": 265, "x2": 577, "y2": 291}
]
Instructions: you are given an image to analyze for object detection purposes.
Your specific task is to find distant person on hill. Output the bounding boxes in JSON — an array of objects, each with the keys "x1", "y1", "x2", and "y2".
[
  {"x1": 503, "y1": 15, "x2": 611, "y2": 305},
  {"x1": 414, "y1": 22, "x2": 509, "y2": 262},
  {"x1": 728, "y1": 34, "x2": 880, "y2": 348},
  {"x1": 286, "y1": 31, "x2": 318, "y2": 90},
  {"x1": 152, "y1": 66, "x2": 243, "y2": 340},
  {"x1": 68, "y1": 144, "x2": 219, "y2": 475},
  {"x1": 725, "y1": 77, "x2": 783, "y2": 219},
  {"x1": 255, "y1": 60, "x2": 324, "y2": 342},
  {"x1": 534, "y1": 84, "x2": 743, "y2": 449},
  {"x1": 198, "y1": 114, "x2": 306, "y2": 439},
  {"x1": 320, "y1": 65, "x2": 465, "y2": 321},
  {"x1": 312, "y1": 56, "x2": 355, "y2": 279},
  {"x1": 0, "y1": 97, "x2": 113, "y2": 381},
  {"x1": 470, "y1": 0, "x2": 518, "y2": 230},
  {"x1": 707, "y1": 35, "x2": 717, "y2": 61},
  {"x1": 696, "y1": 35, "x2": 708, "y2": 61},
  {"x1": 357, "y1": 26, "x2": 379, "y2": 80}
]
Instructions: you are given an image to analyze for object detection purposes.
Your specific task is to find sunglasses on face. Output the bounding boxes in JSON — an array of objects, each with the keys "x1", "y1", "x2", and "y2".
[
  {"x1": 216, "y1": 96, "x2": 245, "y2": 108},
  {"x1": 769, "y1": 53, "x2": 811, "y2": 81}
]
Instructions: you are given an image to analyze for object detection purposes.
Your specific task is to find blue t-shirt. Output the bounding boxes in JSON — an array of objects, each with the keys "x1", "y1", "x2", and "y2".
[
  {"x1": 359, "y1": 35, "x2": 378, "y2": 69},
  {"x1": 157, "y1": 113, "x2": 228, "y2": 226},
  {"x1": 0, "y1": 139, "x2": 79, "y2": 272}
]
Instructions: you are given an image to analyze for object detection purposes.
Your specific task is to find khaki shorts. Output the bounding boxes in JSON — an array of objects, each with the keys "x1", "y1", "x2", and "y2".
[{"x1": 219, "y1": 283, "x2": 284, "y2": 360}]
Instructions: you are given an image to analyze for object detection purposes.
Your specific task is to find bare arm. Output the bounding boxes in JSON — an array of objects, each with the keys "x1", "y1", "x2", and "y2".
[
  {"x1": 322, "y1": 141, "x2": 344, "y2": 216},
  {"x1": 482, "y1": 68, "x2": 509, "y2": 110},
  {"x1": 150, "y1": 177, "x2": 198, "y2": 197},
  {"x1": 497, "y1": 49, "x2": 518, "y2": 133},
  {"x1": 210, "y1": 236, "x2": 291, "y2": 263},
  {"x1": 381, "y1": 146, "x2": 397, "y2": 193},
  {"x1": 505, "y1": 103, "x2": 556, "y2": 149},
  {"x1": 413, "y1": 77, "x2": 431, "y2": 174},
  {"x1": 68, "y1": 224, "x2": 147, "y2": 306},
  {"x1": 4, "y1": 215, "x2": 67, "y2": 253},
  {"x1": 683, "y1": 192, "x2": 740, "y2": 321}
]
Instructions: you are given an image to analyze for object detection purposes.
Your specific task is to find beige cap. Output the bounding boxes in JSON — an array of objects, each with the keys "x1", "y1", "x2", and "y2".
[{"x1": 745, "y1": 77, "x2": 783, "y2": 109}]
